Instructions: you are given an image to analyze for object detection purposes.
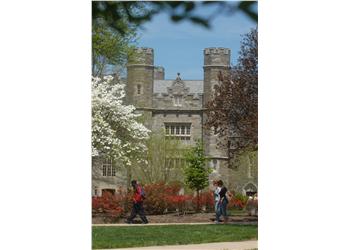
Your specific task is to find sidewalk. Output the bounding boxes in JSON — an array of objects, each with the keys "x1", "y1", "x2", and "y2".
[
  {"x1": 93, "y1": 222, "x2": 213, "y2": 227},
  {"x1": 93, "y1": 222, "x2": 257, "y2": 227},
  {"x1": 98, "y1": 240, "x2": 258, "y2": 250}
]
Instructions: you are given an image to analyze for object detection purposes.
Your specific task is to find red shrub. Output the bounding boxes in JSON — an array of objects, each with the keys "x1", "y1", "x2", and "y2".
[
  {"x1": 165, "y1": 194, "x2": 192, "y2": 213},
  {"x1": 142, "y1": 182, "x2": 192, "y2": 214},
  {"x1": 142, "y1": 182, "x2": 170, "y2": 214},
  {"x1": 228, "y1": 193, "x2": 248, "y2": 210},
  {"x1": 92, "y1": 192, "x2": 124, "y2": 219},
  {"x1": 191, "y1": 191, "x2": 215, "y2": 211},
  {"x1": 230, "y1": 198, "x2": 246, "y2": 209}
]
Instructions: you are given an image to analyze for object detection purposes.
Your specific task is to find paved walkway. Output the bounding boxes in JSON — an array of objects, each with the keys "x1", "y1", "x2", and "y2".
[
  {"x1": 93, "y1": 222, "x2": 257, "y2": 227},
  {"x1": 98, "y1": 240, "x2": 258, "y2": 250},
  {"x1": 93, "y1": 222, "x2": 215, "y2": 227}
]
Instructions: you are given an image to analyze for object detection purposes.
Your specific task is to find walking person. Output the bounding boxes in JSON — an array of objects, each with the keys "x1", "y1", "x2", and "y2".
[
  {"x1": 213, "y1": 180, "x2": 221, "y2": 215},
  {"x1": 125, "y1": 180, "x2": 148, "y2": 224},
  {"x1": 215, "y1": 180, "x2": 229, "y2": 224}
]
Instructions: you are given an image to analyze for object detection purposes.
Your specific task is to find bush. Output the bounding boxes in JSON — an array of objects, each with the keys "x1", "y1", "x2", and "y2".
[
  {"x1": 191, "y1": 191, "x2": 215, "y2": 212},
  {"x1": 92, "y1": 192, "x2": 124, "y2": 220},
  {"x1": 143, "y1": 182, "x2": 181, "y2": 214},
  {"x1": 142, "y1": 182, "x2": 201, "y2": 214},
  {"x1": 142, "y1": 183, "x2": 219, "y2": 214},
  {"x1": 165, "y1": 194, "x2": 193, "y2": 214},
  {"x1": 229, "y1": 192, "x2": 248, "y2": 210}
]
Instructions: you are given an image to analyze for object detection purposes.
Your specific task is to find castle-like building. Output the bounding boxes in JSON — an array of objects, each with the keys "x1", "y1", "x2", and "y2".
[{"x1": 92, "y1": 47, "x2": 258, "y2": 197}]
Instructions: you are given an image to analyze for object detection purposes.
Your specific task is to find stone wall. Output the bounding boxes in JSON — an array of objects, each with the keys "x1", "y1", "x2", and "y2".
[
  {"x1": 227, "y1": 151, "x2": 258, "y2": 195},
  {"x1": 152, "y1": 93, "x2": 202, "y2": 110},
  {"x1": 151, "y1": 112, "x2": 202, "y2": 146},
  {"x1": 154, "y1": 66, "x2": 165, "y2": 80},
  {"x1": 91, "y1": 157, "x2": 127, "y2": 197},
  {"x1": 202, "y1": 47, "x2": 231, "y2": 166},
  {"x1": 126, "y1": 47, "x2": 154, "y2": 129}
]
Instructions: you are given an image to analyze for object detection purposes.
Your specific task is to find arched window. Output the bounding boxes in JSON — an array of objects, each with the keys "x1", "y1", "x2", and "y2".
[{"x1": 244, "y1": 183, "x2": 257, "y2": 196}]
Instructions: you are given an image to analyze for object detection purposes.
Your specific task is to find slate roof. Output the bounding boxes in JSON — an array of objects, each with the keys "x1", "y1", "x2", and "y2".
[{"x1": 153, "y1": 80, "x2": 203, "y2": 94}]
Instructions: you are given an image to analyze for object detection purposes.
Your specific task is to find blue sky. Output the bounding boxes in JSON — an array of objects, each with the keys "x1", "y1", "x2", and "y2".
[{"x1": 137, "y1": 4, "x2": 257, "y2": 80}]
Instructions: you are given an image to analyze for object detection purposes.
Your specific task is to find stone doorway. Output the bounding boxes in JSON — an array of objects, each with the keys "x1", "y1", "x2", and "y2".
[
  {"x1": 244, "y1": 183, "x2": 257, "y2": 196},
  {"x1": 102, "y1": 189, "x2": 115, "y2": 196}
]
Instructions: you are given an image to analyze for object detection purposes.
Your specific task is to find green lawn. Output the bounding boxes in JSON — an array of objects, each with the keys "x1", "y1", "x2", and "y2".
[{"x1": 92, "y1": 224, "x2": 258, "y2": 249}]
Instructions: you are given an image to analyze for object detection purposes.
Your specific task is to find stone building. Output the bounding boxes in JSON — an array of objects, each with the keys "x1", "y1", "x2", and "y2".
[{"x1": 92, "y1": 47, "x2": 258, "y2": 197}]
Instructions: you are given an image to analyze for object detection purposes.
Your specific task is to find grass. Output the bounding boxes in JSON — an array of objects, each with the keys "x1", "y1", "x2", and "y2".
[{"x1": 92, "y1": 224, "x2": 258, "y2": 249}]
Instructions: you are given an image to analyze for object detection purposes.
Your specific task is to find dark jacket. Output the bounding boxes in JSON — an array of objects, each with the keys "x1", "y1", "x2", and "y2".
[{"x1": 218, "y1": 186, "x2": 228, "y2": 202}]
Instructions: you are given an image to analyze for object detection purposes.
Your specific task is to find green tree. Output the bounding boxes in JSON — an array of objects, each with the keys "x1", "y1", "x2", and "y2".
[
  {"x1": 184, "y1": 140, "x2": 211, "y2": 212},
  {"x1": 92, "y1": 18, "x2": 137, "y2": 77},
  {"x1": 132, "y1": 131, "x2": 187, "y2": 184}
]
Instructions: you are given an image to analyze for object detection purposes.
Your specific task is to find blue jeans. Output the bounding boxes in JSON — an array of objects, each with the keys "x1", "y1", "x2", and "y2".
[
  {"x1": 127, "y1": 202, "x2": 148, "y2": 223},
  {"x1": 214, "y1": 200, "x2": 219, "y2": 213},
  {"x1": 216, "y1": 199, "x2": 228, "y2": 222}
]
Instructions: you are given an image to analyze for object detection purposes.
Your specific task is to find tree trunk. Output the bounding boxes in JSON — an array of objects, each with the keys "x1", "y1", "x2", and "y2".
[
  {"x1": 196, "y1": 190, "x2": 200, "y2": 212},
  {"x1": 123, "y1": 166, "x2": 132, "y2": 212}
]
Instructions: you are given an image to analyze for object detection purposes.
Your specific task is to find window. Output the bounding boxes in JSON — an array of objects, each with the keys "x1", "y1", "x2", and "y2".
[
  {"x1": 94, "y1": 187, "x2": 98, "y2": 196},
  {"x1": 165, "y1": 157, "x2": 186, "y2": 168},
  {"x1": 165, "y1": 123, "x2": 191, "y2": 141},
  {"x1": 102, "y1": 158, "x2": 116, "y2": 177},
  {"x1": 136, "y1": 84, "x2": 141, "y2": 95},
  {"x1": 212, "y1": 159, "x2": 218, "y2": 169},
  {"x1": 174, "y1": 95, "x2": 182, "y2": 106}
]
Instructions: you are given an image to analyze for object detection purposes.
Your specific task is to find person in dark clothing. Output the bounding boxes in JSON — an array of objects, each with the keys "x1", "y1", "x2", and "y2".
[
  {"x1": 215, "y1": 180, "x2": 228, "y2": 224},
  {"x1": 125, "y1": 180, "x2": 148, "y2": 224}
]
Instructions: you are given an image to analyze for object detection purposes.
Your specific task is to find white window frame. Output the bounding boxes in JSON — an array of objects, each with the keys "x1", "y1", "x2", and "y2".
[
  {"x1": 102, "y1": 158, "x2": 116, "y2": 177},
  {"x1": 165, "y1": 123, "x2": 191, "y2": 141}
]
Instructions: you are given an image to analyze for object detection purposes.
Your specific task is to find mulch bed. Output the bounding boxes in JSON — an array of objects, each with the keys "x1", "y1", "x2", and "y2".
[{"x1": 92, "y1": 212, "x2": 258, "y2": 225}]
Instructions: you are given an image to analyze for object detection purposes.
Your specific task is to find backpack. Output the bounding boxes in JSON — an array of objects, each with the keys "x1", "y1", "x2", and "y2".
[{"x1": 140, "y1": 186, "x2": 146, "y2": 200}]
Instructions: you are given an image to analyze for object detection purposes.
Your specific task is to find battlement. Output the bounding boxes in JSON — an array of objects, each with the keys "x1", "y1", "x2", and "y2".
[
  {"x1": 204, "y1": 47, "x2": 230, "y2": 55},
  {"x1": 204, "y1": 47, "x2": 231, "y2": 66},
  {"x1": 135, "y1": 47, "x2": 154, "y2": 54},
  {"x1": 128, "y1": 47, "x2": 154, "y2": 66}
]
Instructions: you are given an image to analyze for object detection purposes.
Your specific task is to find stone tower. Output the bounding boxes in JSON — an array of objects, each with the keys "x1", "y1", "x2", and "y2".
[
  {"x1": 154, "y1": 66, "x2": 165, "y2": 80},
  {"x1": 202, "y1": 47, "x2": 231, "y2": 183},
  {"x1": 126, "y1": 47, "x2": 154, "y2": 128}
]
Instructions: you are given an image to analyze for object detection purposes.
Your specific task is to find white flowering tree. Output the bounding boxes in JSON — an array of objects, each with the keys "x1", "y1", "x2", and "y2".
[{"x1": 92, "y1": 75, "x2": 150, "y2": 168}]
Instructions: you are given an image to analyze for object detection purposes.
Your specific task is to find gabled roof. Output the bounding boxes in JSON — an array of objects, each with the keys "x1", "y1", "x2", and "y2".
[{"x1": 153, "y1": 80, "x2": 203, "y2": 94}]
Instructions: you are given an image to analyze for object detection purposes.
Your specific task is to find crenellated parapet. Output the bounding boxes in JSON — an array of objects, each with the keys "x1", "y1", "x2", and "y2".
[
  {"x1": 128, "y1": 47, "x2": 154, "y2": 66},
  {"x1": 204, "y1": 47, "x2": 231, "y2": 67}
]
